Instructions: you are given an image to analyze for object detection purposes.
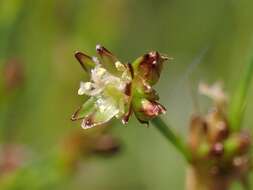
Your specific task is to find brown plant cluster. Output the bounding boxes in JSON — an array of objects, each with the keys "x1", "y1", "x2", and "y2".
[{"x1": 188, "y1": 83, "x2": 251, "y2": 189}]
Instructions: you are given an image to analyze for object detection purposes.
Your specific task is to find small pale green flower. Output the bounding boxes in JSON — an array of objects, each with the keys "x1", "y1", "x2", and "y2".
[{"x1": 71, "y1": 45, "x2": 169, "y2": 129}]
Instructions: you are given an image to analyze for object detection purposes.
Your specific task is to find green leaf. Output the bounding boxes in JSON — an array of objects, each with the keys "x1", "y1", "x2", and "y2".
[{"x1": 229, "y1": 56, "x2": 253, "y2": 131}]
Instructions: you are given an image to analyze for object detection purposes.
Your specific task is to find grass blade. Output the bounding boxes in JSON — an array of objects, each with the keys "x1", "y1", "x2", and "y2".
[{"x1": 229, "y1": 56, "x2": 253, "y2": 131}]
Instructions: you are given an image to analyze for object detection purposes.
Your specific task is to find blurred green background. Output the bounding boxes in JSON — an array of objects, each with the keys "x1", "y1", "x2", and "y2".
[{"x1": 1, "y1": 0, "x2": 253, "y2": 189}]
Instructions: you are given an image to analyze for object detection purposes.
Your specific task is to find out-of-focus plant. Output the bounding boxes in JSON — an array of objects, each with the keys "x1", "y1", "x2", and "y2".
[
  {"x1": 187, "y1": 82, "x2": 251, "y2": 190},
  {"x1": 0, "y1": 128, "x2": 120, "y2": 190},
  {"x1": 0, "y1": 144, "x2": 29, "y2": 175},
  {"x1": 2, "y1": 59, "x2": 24, "y2": 93},
  {"x1": 71, "y1": 45, "x2": 253, "y2": 190},
  {"x1": 0, "y1": 58, "x2": 25, "y2": 141}
]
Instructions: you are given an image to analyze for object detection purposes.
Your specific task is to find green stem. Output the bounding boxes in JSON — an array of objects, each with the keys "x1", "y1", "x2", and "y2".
[
  {"x1": 151, "y1": 116, "x2": 191, "y2": 162},
  {"x1": 229, "y1": 56, "x2": 253, "y2": 131}
]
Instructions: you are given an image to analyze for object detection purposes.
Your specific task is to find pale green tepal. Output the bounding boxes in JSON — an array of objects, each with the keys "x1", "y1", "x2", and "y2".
[{"x1": 71, "y1": 45, "x2": 169, "y2": 129}]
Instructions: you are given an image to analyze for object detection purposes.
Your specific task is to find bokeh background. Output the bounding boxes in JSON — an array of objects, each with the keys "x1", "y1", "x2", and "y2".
[{"x1": 1, "y1": 0, "x2": 253, "y2": 189}]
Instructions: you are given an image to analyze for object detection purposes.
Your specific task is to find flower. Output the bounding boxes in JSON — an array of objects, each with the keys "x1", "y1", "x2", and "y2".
[
  {"x1": 199, "y1": 82, "x2": 228, "y2": 108},
  {"x1": 71, "y1": 45, "x2": 169, "y2": 129}
]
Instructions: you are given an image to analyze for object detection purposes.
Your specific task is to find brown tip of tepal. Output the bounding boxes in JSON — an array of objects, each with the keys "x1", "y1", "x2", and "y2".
[
  {"x1": 96, "y1": 44, "x2": 113, "y2": 56},
  {"x1": 96, "y1": 44, "x2": 103, "y2": 51},
  {"x1": 74, "y1": 51, "x2": 83, "y2": 59}
]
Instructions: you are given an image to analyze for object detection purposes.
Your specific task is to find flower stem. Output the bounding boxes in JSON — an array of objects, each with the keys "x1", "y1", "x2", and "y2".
[{"x1": 151, "y1": 116, "x2": 191, "y2": 162}]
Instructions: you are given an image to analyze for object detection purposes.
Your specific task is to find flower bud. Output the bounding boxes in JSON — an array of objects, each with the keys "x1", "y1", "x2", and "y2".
[
  {"x1": 132, "y1": 51, "x2": 169, "y2": 86},
  {"x1": 133, "y1": 98, "x2": 166, "y2": 124},
  {"x1": 188, "y1": 115, "x2": 207, "y2": 153},
  {"x1": 205, "y1": 109, "x2": 229, "y2": 143}
]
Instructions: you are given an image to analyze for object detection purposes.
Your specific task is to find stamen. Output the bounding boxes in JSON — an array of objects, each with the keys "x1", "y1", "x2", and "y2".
[{"x1": 115, "y1": 61, "x2": 125, "y2": 71}]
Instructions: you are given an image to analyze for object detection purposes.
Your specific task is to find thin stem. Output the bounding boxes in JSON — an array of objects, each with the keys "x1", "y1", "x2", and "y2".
[
  {"x1": 229, "y1": 56, "x2": 253, "y2": 131},
  {"x1": 151, "y1": 116, "x2": 191, "y2": 162}
]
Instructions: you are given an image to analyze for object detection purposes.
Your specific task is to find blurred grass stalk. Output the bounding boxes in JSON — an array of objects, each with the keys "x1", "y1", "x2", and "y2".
[{"x1": 229, "y1": 55, "x2": 253, "y2": 131}]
